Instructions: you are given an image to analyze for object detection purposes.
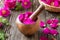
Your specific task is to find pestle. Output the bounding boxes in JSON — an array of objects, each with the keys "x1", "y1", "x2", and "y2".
[{"x1": 29, "y1": 4, "x2": 45, "y2": 20}]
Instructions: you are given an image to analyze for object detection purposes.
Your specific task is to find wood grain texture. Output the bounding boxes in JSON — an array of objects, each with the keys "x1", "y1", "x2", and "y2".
[{"x1": 1, "y1": 0, "x2": 60, "y2": 40}]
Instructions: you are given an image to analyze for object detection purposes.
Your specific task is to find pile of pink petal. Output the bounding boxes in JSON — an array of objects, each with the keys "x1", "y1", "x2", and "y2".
[
  {"x1": 41, "y1": 0, "x2": 60, "y2": 7},
  {"x1": 40, "y1": 18, "x2": 59, "y2": 36},
  {"x1": 19, "y1": 12, "x2": 36, "y2": 24}
]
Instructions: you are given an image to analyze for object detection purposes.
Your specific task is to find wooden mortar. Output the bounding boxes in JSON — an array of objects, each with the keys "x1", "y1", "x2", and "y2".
[{"x1": 16, "y1": 5, "x2": 45, "y2": 36}]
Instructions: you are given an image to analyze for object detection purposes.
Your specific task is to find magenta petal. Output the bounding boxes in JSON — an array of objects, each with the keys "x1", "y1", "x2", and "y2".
[
  {"x1": 25, "y1": 12, "x2": 32, "y2": 16},
  {"x1": 47, "y1": 19, "x2": 52, "y2": 24},
  {"x1": 52, "y1": 18, "x2": 59, "y2": 24},
  {"x1": 40, "y1": 21, "x2": 46, "y2": 28},
  {"x1": 50, "y1": 29, "x2": 59, "y2": 36},
  {"x1": 18, "y1": 0, "x2": 22, "y2": 3},
  {"x1": 54, "y1": 1, "x2": 59, "y2": 7},
  {"x1": 23, "y1": 12, "x2": 32, "y2": 22},
  {"x1": 23, "y1": 18, "x2": 35, "y2": 24},
  {"x1": 4, "y1": 0, "x2": 16, "y2": 9},
  {"x1": 19, "y1": 14, "x2": 25, "y2": 22},
  {"x1": 43, "y1": 28, "x2": 50, "y2": 34},
  {"x1": 0, "y1": 22, "x2": 3, "y2": 28},
  {"x1": 25, "y1": 13, "x2": 29, "y2": 18},
  {"x1": 46, "y1": 0, "x2": 52, "y2": 5},
  {"x1": 25, "y1": 12, "x2": 32, "y2": 18},
  {"x1": 50, "y1": 23, "x2": 58, "y2": 29},
  {"x1": 41, "y1": 0, "x2": 47, "y2": 3},
  {"x1": 40, "y1": 36, "x2": 49, "y2": 40}
]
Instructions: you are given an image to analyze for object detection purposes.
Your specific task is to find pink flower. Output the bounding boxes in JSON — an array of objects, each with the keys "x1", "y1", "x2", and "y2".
[
  {"x1": 4, "y1": 0, "x2": 16, "y2": 9},
  {"x1": 50, "y1": 29, "x2": 59, "y2": 36},
  {"x1": 43, "y1": 28, "x2": 50, "y2": 34},
  {"x1": 0, "y1": 7, "x2": 10, "y2": 17},
  {"x1": 21, "y1": 0, "x2": 32, "y2": 9},
  {"x1": 19, "y1": 14, "x2": 25, "y2": 22},
  {"x1": 40, "y1": 21, "x2": 46, "y2": 28},
  {"x1": 47, "y1": 19, "x2": 52, "y2": 24},
  {"x1": 50, "y1": 23, "x2": 58, "y2": 29},
  {"x1": 40, "y1": 36, "x2": 49, "y2": 40},
  {"x1": 54, "y1": 1, "x2": 59, "y2": 7}
]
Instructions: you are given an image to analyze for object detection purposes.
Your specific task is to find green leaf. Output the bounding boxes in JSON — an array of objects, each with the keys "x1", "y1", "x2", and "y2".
[
  {"x1": 0, "y1": 30, "x2": 5, "y2": 40},
  {"x1": 15, "y1": 3, "x2": 24, "y2": 11},
  {"x1": 57, "y1": 15, "x2": 60, "y2": 20},
  {"x1": 30, "y1": 0, "x2": 33, "y2": 2},
  {"x1": 0, "y1": 17, "x2": 10, "y2": 26},
  {"x1": 0, "y1": 17, "x2": 3, "y2": 22},
  {"x1": 6, "y1": 23, "x2": 10, "y2": 26},
  {"x1": 2, "y1": 18, "x2": 8, "y2": 24}
]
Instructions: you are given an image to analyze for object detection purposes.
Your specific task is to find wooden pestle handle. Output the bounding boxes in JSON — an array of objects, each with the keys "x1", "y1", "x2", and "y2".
[{"x1": 29, "y1": 4, "x2": 45, "y2": 20}]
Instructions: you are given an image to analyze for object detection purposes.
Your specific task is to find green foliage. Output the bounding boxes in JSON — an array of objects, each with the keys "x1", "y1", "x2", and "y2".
[
  {"x1": 0, "y1": 17, "x2": 10, "y2": 26},
  {"x1": 57, "y1": 15, "x2": 60, "y2": 20},
  {"x1": 0, "y1": 17, "x2": 10, "y2": 40},
  {"x1": 15, "y1": 3, "x2": 24, "y2": 11},
  {"x1": 0, "y1": 30, "x2": 5, "y2": 40},
  {"x1": 30, "y1": 0, "x2": 33, "y2": 2}
]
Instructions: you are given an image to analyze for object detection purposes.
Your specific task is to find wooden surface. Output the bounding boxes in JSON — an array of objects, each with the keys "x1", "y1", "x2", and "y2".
[{"x1": 1, "y1": 0, "x2": 60, "y2": 40}]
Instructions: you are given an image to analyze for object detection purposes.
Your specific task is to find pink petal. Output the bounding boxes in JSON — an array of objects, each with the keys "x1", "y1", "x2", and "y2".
[
  {"x1": 40, "y1": 36, "x2": 49, "y2": 40},
  {"x1": 50, "y1": 23, "x2": 58, "y2": 29},
  {"x1": 25, "y1": 12, "x2": 32, "y2": 16},
  {"x1": 50, "y1": 29, "x2": 59, "y2": 36},
  {"x1": 23, "y1": 18, "x2": 35, "y2": 24},
  {"x1": 46, "y1": 0, "x2": 52, "y2": 5},
  {"x1": 4, "y1": 0, "x2": 16, "y2": 9},
  {"x1": 47, "y1": 19, "x2": 52, "y2": 24},
  {"x1": 43, "y1": 28, "x2": 50, "y2": 34},
  {"x1": 52, "y1": 18, "x2": 59, "y2": 24},
  {"x1": 54, "y1": 1, "x2": 59, "y2": 7},
  {"x1": 0, "y1": 22, "x2": 3, "y2": 28},
  {"x1": 19, "y1": 14, "x2": 25, "y2": 22},
  {"x1": 40, "y1": 21, "x2": 46, "y2": 28},
  {"x1": 18, "y1": 0, "x2": 22, "y2": 3}
]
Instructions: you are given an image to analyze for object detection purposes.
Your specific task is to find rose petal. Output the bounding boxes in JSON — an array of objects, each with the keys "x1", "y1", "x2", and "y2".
[
  {"x1": 52, "y1": 18, "x2": 59, "y2": 24},
  {"x1": 50, "y1": 23, "x2": 58, "y2": 29},
  {"x1": 23, "y1": 18, "x2": 35, "y2": 24},
  {"x1": 50, "y1": 29, "x2": 59, "y2": 36},
  {"x1": 40, "y1": 36, "x2": 49, "y2": 40},
  {"x1": 54, "y1": 1, "x2": 59, "y2": 7},
  {"x1": 43, "y1": 28, "x2": 50, "y2": 34},
  {"x1": 47, "y1": 19, "x2": 52, "y2": 24},
  {"x1": 40, "y1": 21, "x2": 46, "y2": 28},
  {"x1": 19, "y1": 14, "x2": 25, "y2": 22}
]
